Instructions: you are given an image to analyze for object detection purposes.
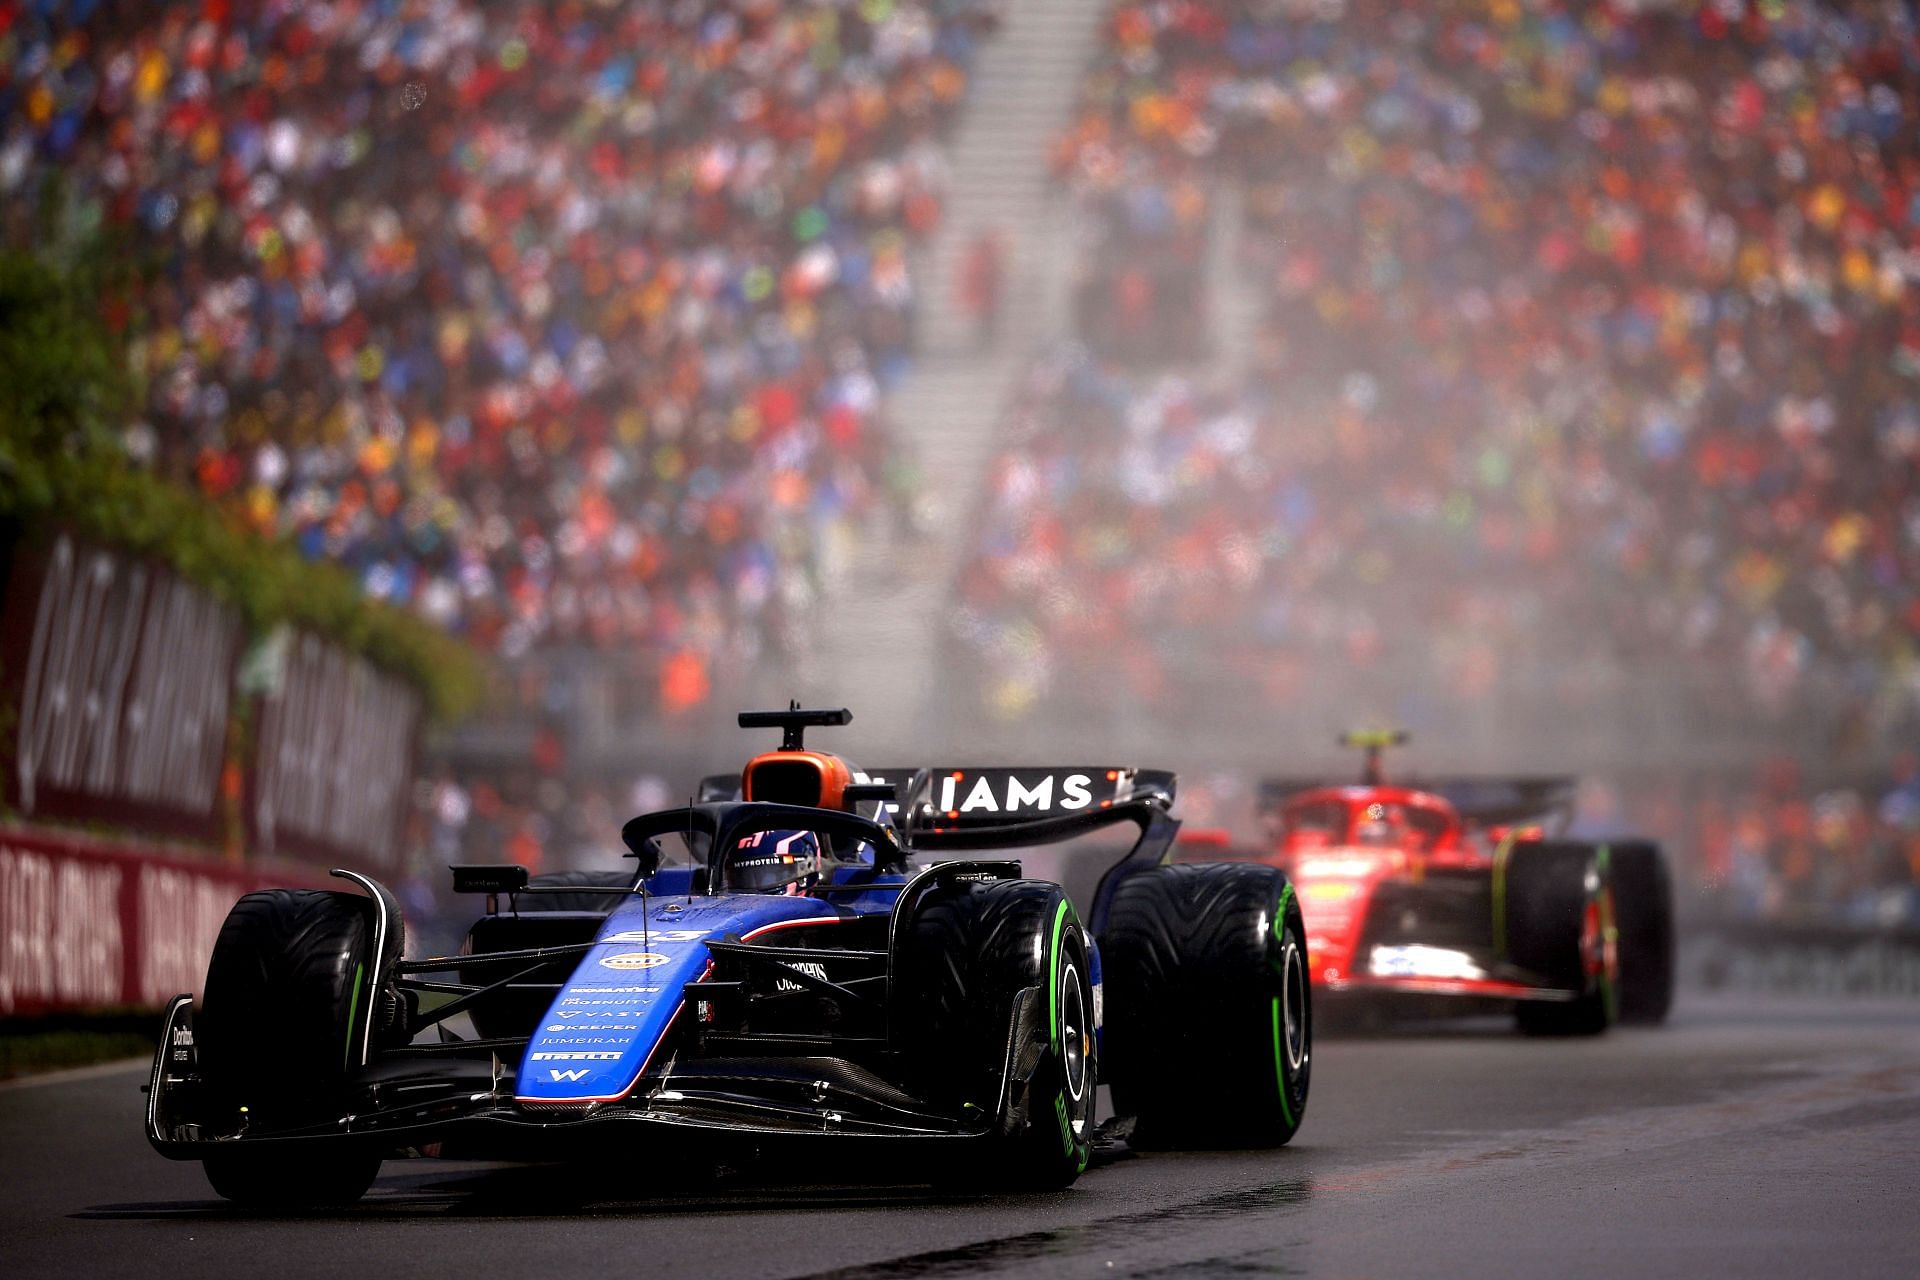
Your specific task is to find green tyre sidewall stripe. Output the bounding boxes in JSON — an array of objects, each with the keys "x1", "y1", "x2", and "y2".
[
  {"x1": 1491, "y1": 832, "x2": 1517, "y2": 960},
  {"x1": 1596, "y1": 844, "x2": 1618, "y2": 1024},
  {"x1": 1047, "y1": 898, "x2": 1070, "y2": 1052},
  {"x1": 1271, "y1": 996, "x2": 1294, "y2": 1129},
  {"x1": 1271, "y1": 883, "x2": 1300, "y2": 1130},
  {"x1": 343, "y1": 962, "x2": 365, "y2": 1073},
  {"x1": 1043, "y1": 897, "x2": 1087, "y2": 1170}
]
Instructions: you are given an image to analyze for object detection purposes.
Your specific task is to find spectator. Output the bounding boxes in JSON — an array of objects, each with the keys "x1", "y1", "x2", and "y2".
[
  {"x1": 955, "y1": 0, "x2": 1920, "y2": 757},
  {"x1": 3, "y1": 0, "x2": 1003, "y2": 709},
  {"x1": 957, "y1": 226, "x2": 1008, "y2": 350}
]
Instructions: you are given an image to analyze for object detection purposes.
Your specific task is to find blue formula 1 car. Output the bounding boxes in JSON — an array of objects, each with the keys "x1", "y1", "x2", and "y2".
[{"x1": 145, "y1": 707, "x2": 1310, "y2": 1204}]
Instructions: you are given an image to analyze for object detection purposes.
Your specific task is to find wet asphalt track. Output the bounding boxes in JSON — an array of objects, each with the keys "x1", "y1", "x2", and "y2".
[{"x1": 3, "y1": 992, "x2": 1917, "y2": 1279}]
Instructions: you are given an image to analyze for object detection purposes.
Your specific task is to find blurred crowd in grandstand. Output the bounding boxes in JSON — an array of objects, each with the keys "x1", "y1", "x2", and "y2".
[
  {"x1": 1590, "y1": 763, "x2": 1920, "y2": 928},
  {"x1": 8, "y1": 0, "x2": 1920, "y2": 931},
  {"x1": 956, "y1": 0, "x2": 1920, "y2": 751},
  {"x1": 943, "y1": 0, "x2": 1920, "y2": 923},
  {"x1": 4, "y1": 0, "x2": 1002, "y2": 709}
]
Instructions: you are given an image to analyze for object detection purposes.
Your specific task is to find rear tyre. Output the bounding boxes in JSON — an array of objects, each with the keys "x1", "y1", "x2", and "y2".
[
  {"x1": 1610, "y1": 841, "x2": 1675, "y2": 1025},
  {"x1": 1100, "y1": 864, "x2": 1309, "y2": 1148},
  {"x1": 197, "y1": 889, "x2": 390, "y2": 1205},
  {"x1": 1505, "y1": 842, "x2": 1616, "y2": 1037},
  {"x1": 897, "y1": 879, "x2": 1095, "y2": 1189}
]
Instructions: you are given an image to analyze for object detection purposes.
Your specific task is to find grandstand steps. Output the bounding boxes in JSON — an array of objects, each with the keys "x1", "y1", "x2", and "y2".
[
  {"x1": 1208, "y1": 181, "x2": 1258, "y2": 381},
  {"x1": 793, "y1": 353, "x2": 1020, "y2": 752},
  {"x1": 917, "y1": 0, "x2": 1104, "y2": 357},
  {"x1": 795, "y1": 0, "x2": 1106, "y2": 754}
]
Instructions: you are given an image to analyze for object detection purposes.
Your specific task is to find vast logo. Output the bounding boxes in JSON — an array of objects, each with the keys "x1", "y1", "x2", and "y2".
[{"x1": 600, "y1": 952, "x2": 670, "y2": 970}]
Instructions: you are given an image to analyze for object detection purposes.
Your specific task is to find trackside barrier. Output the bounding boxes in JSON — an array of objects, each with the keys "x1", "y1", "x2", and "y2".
[
  {"x1": 1685, "y1": 919, "x2": 1920, "y2": 998},
  {"x1": 0, "y1": 827, "x2": 329, "y2": 1015}
]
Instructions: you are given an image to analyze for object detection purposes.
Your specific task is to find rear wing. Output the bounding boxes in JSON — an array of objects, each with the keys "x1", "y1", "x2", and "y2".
[
  {"x1": 1422, "y1": 777, "x2": 1577, "y2": 829},
  {"x1": 897, "y1": 767, "x2": 1175, "y2": 831},
  {"x1": 1257, "y1": 774, "x2": 1576, "y2": 831},
  {"x1": 900, "y1": 768, "x2": 1180, "y2": 937}
]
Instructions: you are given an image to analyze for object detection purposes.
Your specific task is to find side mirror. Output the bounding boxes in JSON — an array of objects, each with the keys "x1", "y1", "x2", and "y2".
[
  {"x1": 620, "y1": 817, "x2": 665, "y2": 879},
  {"x1": 450, "y1": 864, "x2": 530, "y2": 895},
  {"x1": 842, "y1": 782, "x2": 897, "y2": 807}
]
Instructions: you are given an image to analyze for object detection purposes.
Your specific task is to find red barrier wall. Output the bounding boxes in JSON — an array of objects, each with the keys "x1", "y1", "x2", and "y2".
[{"x1": 0, "y1": 827, "x2": 331, "y2": 1015}]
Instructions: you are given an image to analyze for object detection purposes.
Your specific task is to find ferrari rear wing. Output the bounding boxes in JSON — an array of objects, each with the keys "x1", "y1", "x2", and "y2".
[
  {"x1": 1421, "y1": 777, "x2": 1577, "y2": 829},
  {"x1": 1258, "y1": 774, "x2": 1576, "y2": 830}
]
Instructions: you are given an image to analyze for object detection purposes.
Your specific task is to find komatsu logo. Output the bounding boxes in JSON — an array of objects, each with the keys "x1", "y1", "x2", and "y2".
[{"x1": 934, "y1": 771, "x2": 1102, "y2": 815}]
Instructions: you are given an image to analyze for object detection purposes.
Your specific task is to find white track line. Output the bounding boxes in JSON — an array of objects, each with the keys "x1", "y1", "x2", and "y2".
[{"x1": 0, "y1": 1056, "x2": 149, "y2": 1091}]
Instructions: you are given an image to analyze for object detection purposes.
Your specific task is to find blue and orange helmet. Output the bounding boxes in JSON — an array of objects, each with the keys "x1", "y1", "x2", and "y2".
[{"x1": 726, "y1": 829, "x2": 822, "y2": 895}]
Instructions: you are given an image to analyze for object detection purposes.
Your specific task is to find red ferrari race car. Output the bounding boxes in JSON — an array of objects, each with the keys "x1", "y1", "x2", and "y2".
[{"x1": 1189, "y1": 732, "x2": 1674, "y2": 1034}]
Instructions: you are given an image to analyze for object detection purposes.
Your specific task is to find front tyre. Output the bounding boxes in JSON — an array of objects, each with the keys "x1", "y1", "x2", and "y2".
[
  {"x1": 897, "y1": 880, "x2": 1096, "y2": 1189},
  {"x1": 203, "y1": 1146, "x2": 381, "y2": 1209},
  {"x1": 196, "y1": 888, "x2": 393, "y2": 1205},
  {"x1": 1101, "y1": 863, "x2": 1310, "y2": 1148}
]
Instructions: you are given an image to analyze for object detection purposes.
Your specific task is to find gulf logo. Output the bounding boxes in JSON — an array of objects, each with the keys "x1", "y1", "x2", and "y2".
[{"x1": 600, "y1": 951, "x2": 671, "y2": 970}]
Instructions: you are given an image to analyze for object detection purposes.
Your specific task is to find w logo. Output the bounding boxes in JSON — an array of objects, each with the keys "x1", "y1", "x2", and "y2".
[{"x1": 548, "y1": 1069, "x2": 590, "y2": 1083}]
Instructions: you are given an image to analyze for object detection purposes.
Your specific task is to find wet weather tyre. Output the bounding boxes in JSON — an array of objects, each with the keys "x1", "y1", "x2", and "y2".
[
  {"x1": 897, "y1": 879, "x2": 1096, "y2": 1189},
  {"x1": 196, "y1": 889, "x2": 387, "y2": 1205},
  {"x1": 1608, "y1": 840, "x2": 1675, "y2": 1024},
  {"x1": 202, "y1": 1146, "x2": 382, "y2": 1209},
  {"x1": 1100, "y1": 863, "x2": 1309, "y2": 1149},
  {"x1": 1505, "y1": 842, "x2": 1616, "y2": 1037}
]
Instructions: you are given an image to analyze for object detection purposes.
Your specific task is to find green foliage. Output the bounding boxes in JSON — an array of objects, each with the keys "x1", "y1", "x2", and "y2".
[
  {"x1": 0, "y1": 241, "x2": 131, "y2": 455},
  {"x1": 0, "y1": 253, "x2": 480, "y2": 720},
  {"x1": 0, "y1": 1012, "x2": 159, "y2": 1079}
]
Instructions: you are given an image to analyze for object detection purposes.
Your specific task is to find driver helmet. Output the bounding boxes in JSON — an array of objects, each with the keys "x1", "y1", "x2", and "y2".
[
  {"x1": 1355, "y1": 802, "x2": 1400, "y2": 846},
  {"x1": 727, "y1": 829, "x2": 821, "y2": 895}
]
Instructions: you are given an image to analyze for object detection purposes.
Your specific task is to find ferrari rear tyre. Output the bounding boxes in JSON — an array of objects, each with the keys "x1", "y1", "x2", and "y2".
[
  {"x1": 1505, "y1": 842, "x2": 1616, "y2": 1037},
  {"x1": 1100, "y1": 863, "x2": 1309, "y2": 1148},
  {"x1": 897, "y1": 879, "x2": 1095, "y2": 1189},
  {"x1": 1610, "y1": 841, "x2": 1675, "y2": 1025},
  {"x1": 197, "y1": 889, "x2": 389, "y2": 1204}
]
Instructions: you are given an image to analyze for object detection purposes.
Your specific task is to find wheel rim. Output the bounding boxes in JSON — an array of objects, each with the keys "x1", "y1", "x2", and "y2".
[
  {"x1": 1281, "y1": 938, "x2": 1308, "y2": 1074},
  {"x1": 1059, "y1": 960, "x2": 1090, "y2": 1106}
]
